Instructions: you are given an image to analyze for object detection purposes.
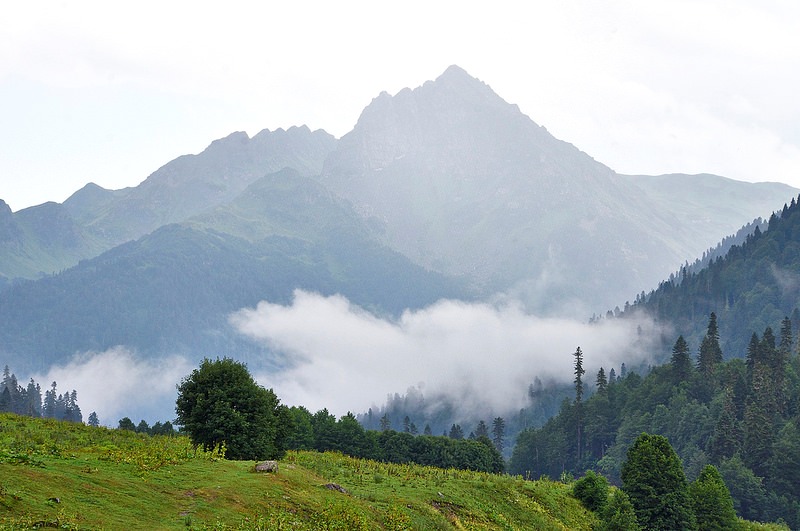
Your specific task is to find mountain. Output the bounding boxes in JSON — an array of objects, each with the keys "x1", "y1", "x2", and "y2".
[
  {"x1": 0, "y1": 200, "x2": 106, "y2": 281},
  {"x1": 0, "y1": 126, "x2": 337, "y2": 282},
  {"x1": 319, "y1": 65, "x2": 797, "y2": 313},
  {"x1": 0, "y1": 169, "x2": 465, "y2": 374}
]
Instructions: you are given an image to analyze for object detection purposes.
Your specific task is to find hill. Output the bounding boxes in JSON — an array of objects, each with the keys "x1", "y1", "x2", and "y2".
[{"x1": 0, "y1": 413, "x2": 597, "y2": 530}]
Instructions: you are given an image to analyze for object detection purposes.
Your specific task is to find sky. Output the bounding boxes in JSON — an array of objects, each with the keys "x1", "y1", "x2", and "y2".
[{"x1": 2, "y1": 1, "x2": 800, "y2": 212}]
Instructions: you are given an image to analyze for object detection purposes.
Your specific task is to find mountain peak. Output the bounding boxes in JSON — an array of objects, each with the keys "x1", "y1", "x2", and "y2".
[{"x1": 436, "y1": 64, "x2": 473, "y2": 82}]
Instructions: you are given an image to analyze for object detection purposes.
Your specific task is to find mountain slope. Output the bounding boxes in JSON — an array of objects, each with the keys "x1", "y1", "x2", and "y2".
[
  {"x1": 622, "y1": 194, "x2": 800, "y2": 359},
  {"x1": 1, "y1": 126, "x2": 338, "y2": 281},
  {"x1": 320, "y1": 66, "x2": 797, "y2": 313},
  {"x1": 0, "y1": 169, "x2": 465, "y2": 374}
]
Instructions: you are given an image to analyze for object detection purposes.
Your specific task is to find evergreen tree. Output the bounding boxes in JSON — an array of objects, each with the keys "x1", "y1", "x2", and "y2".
[
  {"x1": 43, "y1": 382, "x2": 57, "y2": 418},
  {"x1": 621, "y1": 433, "x2": 696, "y2": 530},
  {"x1": 707, "y1": 387, "x2": 741, "y2": 462},
  {"x1": 574, "y1": 347, "x2": 585, "y2": 460},
  {"x1": 596, "y1": 367, "x2": 608, "y2": 394},
  {"x1": 423, "y1": 424, "x2": 432, "y2": 436},
  {"x1": 492, "y1": 417, "x2": 506, "y2": 453},
  {"x1": 609, "y1": 368, "x2": 617, "y2": 384},
  {"x1": 0, "y1": 386, "x2": 11, "y2": 413},
  {"x1": 118, "y1": 417, "x2": 136, "y2": 431},
  {"x1": 689, "y1": 465, "x2": 737, "y2": 531},
  {"x1": 671, "y1": 335, "x2": 693, "y2": 382},
  {"x1": 697, "y1": 313, "x2": 723, "y2": 377},
  {"x1": 379, "y1": 414, "x2": 391, "y2": 431},
  {"x1": 449, "y1": 424, "x2": 464, "y2": 440},
  {"x1": 87, "y1": 411, "x2": 100, "y2": 427},
  {"x1": 136, "y1": 419, "x2": 150, "y2": 433},
  {"x1": 475, "y1": 420, "x2": 489, "y2": 439},
  {"x1": 403, "y1": 415, "x2": 411, "y2": 433}
]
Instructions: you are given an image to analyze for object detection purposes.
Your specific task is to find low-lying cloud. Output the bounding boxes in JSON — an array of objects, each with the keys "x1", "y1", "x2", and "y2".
[
  {"x1": 231, "y1": 290, "x2": 659, "y2": 419},
  {"x1": 34, "y1": 347, "x2": 192, "y2": 427}
]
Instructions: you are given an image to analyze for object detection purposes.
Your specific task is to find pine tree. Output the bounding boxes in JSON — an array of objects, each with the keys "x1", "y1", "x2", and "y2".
[
  {"x1": 87, "y1": 411, "x2": 100, "y2": 427},
  {"x1": 449, "y1": 424, "x2": 464, "y2": 439},
  {"x1": 492, "y1": 417, "x2": 506, "y2": 453},
  {"x1": 671, "y1": 335, "x2": 693, "y2": 382},
  {"x1": 609, "y1": 368, "x2": 617, "y2": 384},
  {"x1": 708, "y1": 387, "x2": 742, "y2": 462},
  {"x1": 43, "y1": 382, "x2": 57, "y2": 418},
  {"x1": 697, "y1": 313, "x2": 723, "y2": 377},
  {"x1": 475, "y1": 420, "x2": 489, "y2": 439},
  {"x1": 596, "y1": 367, "x2": 608, "y2": 394},
  {"x1": 574, "y1": 347, "x2": 586, "y2": 460},
  {"x1": 379, "y1": 414, "x2": 391, "y2": 431}
]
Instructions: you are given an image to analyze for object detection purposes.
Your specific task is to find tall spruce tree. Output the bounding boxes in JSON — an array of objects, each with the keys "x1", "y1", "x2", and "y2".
[
  {"x1": 697, "y1": 313, "x2": 723, "y2": 378},
  {"x1": 671, "y1": 336, "x2": 693, "y2": 383},
  {"x1": 573, "y1": 347, "x2": 586, "y2": 460}
]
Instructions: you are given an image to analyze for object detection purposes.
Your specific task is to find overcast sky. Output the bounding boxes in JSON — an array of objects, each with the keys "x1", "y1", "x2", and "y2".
[{"x1": 2, "y1": 1, "x2": 800, "y2": 212}]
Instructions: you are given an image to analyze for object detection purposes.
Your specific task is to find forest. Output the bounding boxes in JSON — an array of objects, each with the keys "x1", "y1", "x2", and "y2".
[{"x1": 510, "y1": 313, "x2": 800, "y2": 527}]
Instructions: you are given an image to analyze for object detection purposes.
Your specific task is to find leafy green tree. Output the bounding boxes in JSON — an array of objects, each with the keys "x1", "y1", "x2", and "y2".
[
  {"x1": 572, "y1": 470, "x2": 609, "y2": 512},
  {"x1": 621, "y1": 433, "x2": 696, "y2": 530},
  {"x1": 175, "y1": 357, "x2": 291, "y2": 460},
  {"x1": 136, "y1": 419, "x2": 150, "y2": 434},
  {"x1": 689, "y1": 465, "x2": 737, "y2": 531},
  {"x1": 718, "y1": 455, "x2": 767, "y2": 522},
  {"x1": 597, "y1": 489, "x2": 640, "y2": 531}
]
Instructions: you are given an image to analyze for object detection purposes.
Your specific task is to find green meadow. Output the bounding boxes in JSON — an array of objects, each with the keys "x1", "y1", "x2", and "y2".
[{"x1": 0, "y1": 413, "x2": 596, "y2": 530}]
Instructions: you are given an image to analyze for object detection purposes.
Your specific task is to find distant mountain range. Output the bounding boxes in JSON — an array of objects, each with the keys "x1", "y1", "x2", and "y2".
[{"x1": 1, "y1": 65, "x2": 796, "y2": 374}]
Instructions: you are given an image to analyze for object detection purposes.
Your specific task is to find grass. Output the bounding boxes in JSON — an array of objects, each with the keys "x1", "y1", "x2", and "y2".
[
  {"x1": 0, "y1": 413, "x2": 597, "y2": 530},
  {"x1": 0, "y1": 413, "x2": 789, "y2": 530}
]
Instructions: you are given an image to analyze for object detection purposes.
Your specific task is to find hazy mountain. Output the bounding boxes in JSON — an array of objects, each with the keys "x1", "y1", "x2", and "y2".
[
  {"x1": 0, "y1": 168, "x2": 465, "y2": 373},
  {"x1": 1, "y1": 126, "x2": 337, "y2": 281},
  {"x1": 0, "y1": 200, "x2": 105, "y2": 281},
  {"x1": 623, "y1": 172, "x2": 797, "y2": 244},
  {"x1": 320, "y1": 65, "x2": 797, "y2": 313}
]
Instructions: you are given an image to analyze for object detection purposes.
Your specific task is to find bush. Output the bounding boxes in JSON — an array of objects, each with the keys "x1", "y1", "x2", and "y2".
[{"x1": 572, "y1": 470, "x2": 609, "y2": 512}]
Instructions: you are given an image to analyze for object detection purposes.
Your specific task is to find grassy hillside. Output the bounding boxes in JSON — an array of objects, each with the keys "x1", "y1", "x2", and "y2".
[{"x1": 0, "y1": 413, "x2": 596, "y2": 530}]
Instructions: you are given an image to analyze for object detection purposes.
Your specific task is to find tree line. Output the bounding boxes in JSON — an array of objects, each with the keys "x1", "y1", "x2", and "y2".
[
  {"x1": 1, "y1": 365, "x2": 85, "y2": 423},
  {"x1": 174, "y1": 357, "x2": 504, "y2": 473}
]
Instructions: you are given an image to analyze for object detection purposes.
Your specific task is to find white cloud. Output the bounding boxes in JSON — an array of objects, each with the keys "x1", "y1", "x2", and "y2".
[
  {"x1": 231, "y1": 290, "x2": 659, "y2": 418},
  {"x1": 33, "y1": 347, "x2": 192, "y2": 427}
]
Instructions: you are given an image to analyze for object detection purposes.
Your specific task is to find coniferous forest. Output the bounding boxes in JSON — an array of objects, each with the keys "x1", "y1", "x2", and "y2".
[{"x1": 510, "y1": 314, "x2": 800, "y2": 526}]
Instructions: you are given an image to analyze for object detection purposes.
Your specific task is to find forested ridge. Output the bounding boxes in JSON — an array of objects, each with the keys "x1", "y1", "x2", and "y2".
[
  {"x1": 619, "y1": 193, "x2": 800, "y2": 359},
  {"x1": 510, "y1": 314, "x2": 800, "y2": 526}
]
